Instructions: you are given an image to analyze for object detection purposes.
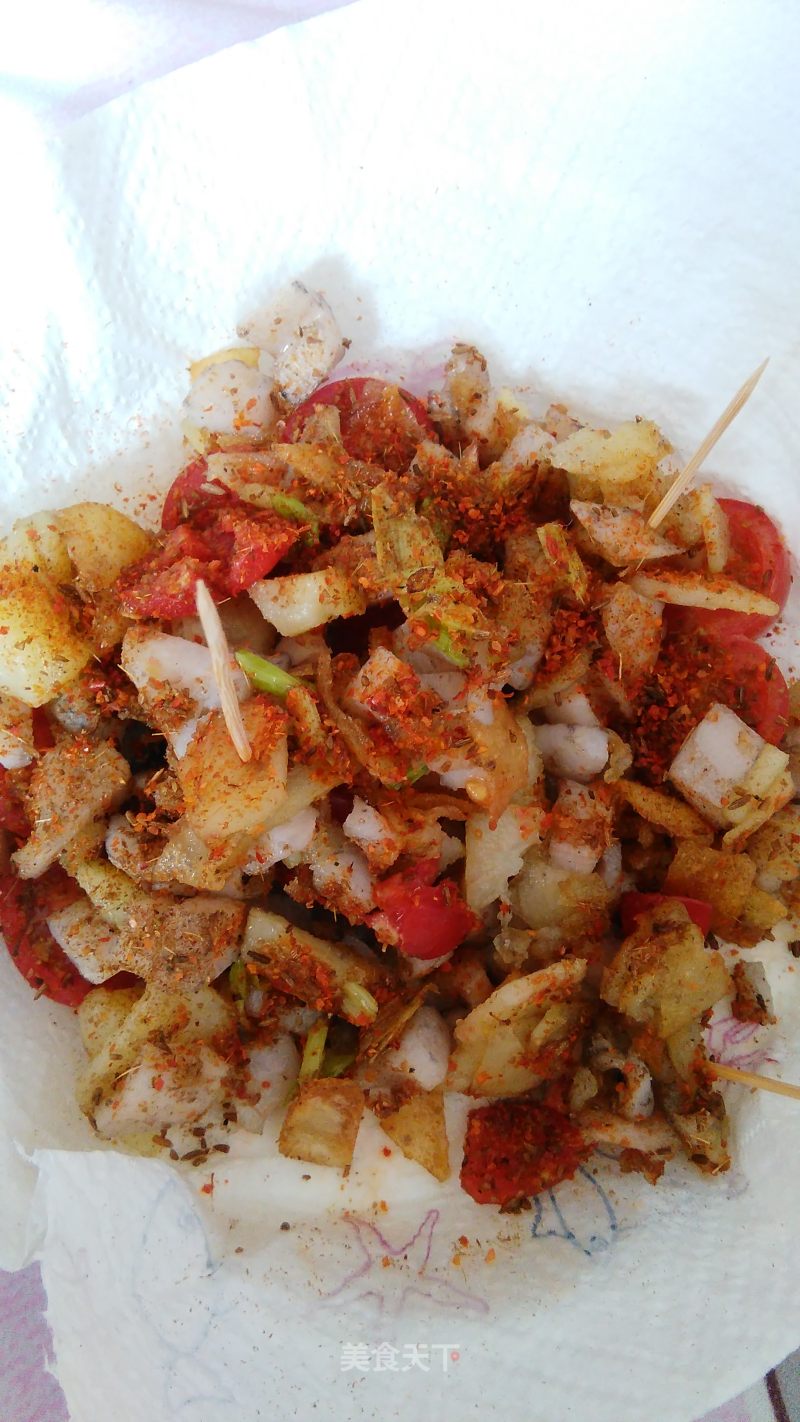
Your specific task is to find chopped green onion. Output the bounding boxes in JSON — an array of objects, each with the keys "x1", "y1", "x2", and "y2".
[
  {"x1": 298, "y1": 1017, "x2": 329, "y2": 1082},
  {"x1": 406, "y1": 763, "x2": 429, "y2": 784},
  {"x1": 320, "y1": 1047, "x2": 358, "y2": 1078},
  {"x1": 432, "y1": 623, "x2": 469, "y2": 668},
  {"x1": 418, "y1": 496, "x2": 451, "y2": 549},
  {"x1": 268, "y1": 492, "x2": 312, "y2": 522},
  {"x1": 228, "y1": 959, "x2": 249, "y2": 1015},
  {"x1": 341, "y1": 981, "x2": 379, "y2": 1023},
  {"x1": 236, "y1": 649, "x2": 302, "y2": 698},
  {"x1": 267, "y1": 491, "x2": 320, "y2": 538},
  {"x1": 286, "y1": 683, "x2": 325, "y2": 745}
]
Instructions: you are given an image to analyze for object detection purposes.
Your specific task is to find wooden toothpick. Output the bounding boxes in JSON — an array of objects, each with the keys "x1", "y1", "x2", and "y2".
[
  {"x1": 195, "y1": 579, "x2": 252, "y2": 763},
  {"x1": 709, "y1": 1059, "x2": 800, "y2": 1102},
  {"x1": 648, "y1": 358, "x2": 769, "y2": 529}
]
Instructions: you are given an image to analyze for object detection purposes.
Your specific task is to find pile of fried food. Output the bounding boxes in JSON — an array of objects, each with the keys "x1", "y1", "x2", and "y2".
[{"x1": 0, "y1": 283, "x2": 796, "y2": 1208}]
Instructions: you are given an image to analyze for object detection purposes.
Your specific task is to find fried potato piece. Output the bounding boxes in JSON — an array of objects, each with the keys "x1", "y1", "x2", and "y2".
[
  {"x1": 77, "y1": 981, "x2": 234, "y2": 1119},
  {"x1": 13, "y1": 740, "x2": 131, "y2": 879},
  {"x1": 447, "y1": 958, "x2": 587, "y2": 1097},
  {"x1": 278, "y1": 1078, "x2": 365, "y2": 1168},
  {"x1": 616, "y1": 779, "x2": 713, "y2": 840},
  {"x1": 601, "y1": 902, "x2": 732, "y2": 1039},
  {"x1": 378, "y1": 1086, "x2": 450, "y2": 1181},
  {"x1": 663, "y1": 842, "x2": 756, "y2": 937},
  {"x1": 243, "y1": 908, "x2": 387, "y2": 1023},
  {"x1": 177, "y1": 699, "x2": 288, "y2": 840}
]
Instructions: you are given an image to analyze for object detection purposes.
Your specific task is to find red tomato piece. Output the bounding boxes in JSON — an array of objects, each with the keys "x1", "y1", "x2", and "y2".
[
  {"x1": 0, "y1": 767, "x2": 29, "y2": 838},
  {"x1": 460, "y1": 1099, "x2": 590, "y2": 1207},
  {"x1": 30, "y1": 707, "x2": 55, "y2": 752},
  {"x1": 0, "y1": 868, "x2": 91, "y2": 1007},
  {"x1": 0, "y1": 869, "x2": 138, "y2": 1008},
  {"x1": 282, "y1": 377, "x2": 436, "y2": 472},
  {"x1": 709, "y1": 634, "x2": 789, "y2": 744},
  {"x1": 370, "y1": 859, "x2": 478, "y2": 960},
  {"x1": 161, "y1": 458, "x2": 232, "y2": 531},
  {"x1": 195, "y1": 504, "x2": 300, "y2": 594},
  {"x1": 666, "y1": 499, "x2": 792, "y2": 638},
  {"x1": 117, "y1": 506, "x2": 301, "y2": 619},
  {"x1": 620, "y1": 891, "x2": 713, "y2": 938},
  {"x1": 631, "y1": 630, "x2": 789, "y2": 781}
]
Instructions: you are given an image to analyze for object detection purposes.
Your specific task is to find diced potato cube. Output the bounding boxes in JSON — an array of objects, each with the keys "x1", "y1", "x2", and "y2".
[
  {"x1": 664, "y1": 841, "x2": 756, "y2": 937},
  {"x1": 46, "y1": 896, "x2": 126, "y2": 984},
  {"x1": 72, "y1": 858, "x2": 148, "y2": 927},
  {"x1": 554, "y1": 420, "x2": 670, "y2": 501},
  {"x1": 279, "y1": 1078, "x2": 365, "y2": 1168},
  {"x1": 738, "y1": 885, "x2": 787, "y2": 943},
  {"x1": 250, "y1": 568, "x2": 366, "y2": 636},
  {"x1": 3, "y1": 511, "x2": 71, "y2": 580},
  {"x1": 54, "y1": 503, "x2": 153, "y2": 591},
  {"x1": 379, "y1": 1086, "x2": 450, "y2": 1181},
  {"x1": 447, "y1": 958, "x2": 586, "y2": 1096},
  {"x1": 94, "y1": 1041, "x2": 229, "y2": 1139},
  {"x1": 512, "y1": 854, "x2": 610, "y2": 933},
  {"x1": 601, "y1": 583, "x2": 664, "y2": 681},
  {"x1": 570, "y1": 501, "x2": 679, "y2": 566},
  {"x1": 77, "y1": 981, "x2": 234, "y2": 1120},
  {"x1": 601, "y1": 903, "x2": 732, "y2": 1038},
  {"x1": 0, "y1": 694, "x2": 35, "y2": 769},
  {"x1": 747, "y1": 804, "x2": 800, "y2": 884},
  {"x1": 0, "y1": 565, "x2": 93, "y2": 706},
  {"x1": 465, "y1": 804, "x2": 542, "y2": 913},
  {"x1": 13, "y1": 740, "x2": 131, "y2": 879},
  {"x1": 616, "y1": 778, "x2": 713, "y2": 840},
  {"x1": 120, "y1": 896, "x2": 246, "y2": 988},
  {"x1": 668, "y1": 703, "x2": 789, "y2": 829},
  {"x1": 722, "y1": 771, "x2": 794, "y2": 849},
  {"x1": 78, "y1": 984, "x2": 144, "y2": 1057},
  {"x1": 178, "y1": 699, "x2": 288, "y2": 839}
]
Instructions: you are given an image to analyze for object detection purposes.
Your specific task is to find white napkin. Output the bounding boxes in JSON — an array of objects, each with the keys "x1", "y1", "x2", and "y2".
[{"x1": 2, "y1": 2, "x2": 800, "y2": 1419}]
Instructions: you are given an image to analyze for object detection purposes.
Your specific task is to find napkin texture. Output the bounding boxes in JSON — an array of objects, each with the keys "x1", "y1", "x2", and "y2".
[{"x1": 2, "y1": 2, "x2": 800, "y2": 1418}]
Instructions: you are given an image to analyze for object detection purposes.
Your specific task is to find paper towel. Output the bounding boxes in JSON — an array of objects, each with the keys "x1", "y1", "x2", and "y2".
[{"x1": 2, "y1": 1, "x2": 800, "y2": 1418}]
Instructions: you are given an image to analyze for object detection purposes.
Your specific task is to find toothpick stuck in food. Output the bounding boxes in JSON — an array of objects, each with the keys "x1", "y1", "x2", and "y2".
[
  {"x1": 648, "y1": 359, "x2": 769, "y2": 529},
  {"x1": 709, "y1": 1060, "x2": 800, "y2": 1102},
  {"x1": 194, "y1": 579, "x2": 252, "y2": 763}
]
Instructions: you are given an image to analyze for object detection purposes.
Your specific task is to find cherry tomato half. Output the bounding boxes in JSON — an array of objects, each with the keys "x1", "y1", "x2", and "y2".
[
  {"x1": 667, "y1": 499, "x2": 791, "y2": 638},
  {"x1": 631, "y1": 630, "x2": 789, "y2": 781},
  {"x1": 0, "y1": 768, "x2": 29, "y2": 838},
  {"x1": 282, "y1": 377, "x2": 436, "y2": 472},
  {"x1": 0, "y1": 869, "x2": 137, "y2": 1008},
  {"x1": 0, "y1": 869, "x2": 92, "y2": 1007},
  {"x1": 620, "y1": 891, "x2": 713, "y2": 938},
  {"x1": 161, "y1": 458, "x2": 217, "y2": 531},
  {"x1": 117, "y1": 502, "x2": 302, "y2": 620},
  {"x1": 370, "y1": 859, "x2": 478, "y2": 960}
]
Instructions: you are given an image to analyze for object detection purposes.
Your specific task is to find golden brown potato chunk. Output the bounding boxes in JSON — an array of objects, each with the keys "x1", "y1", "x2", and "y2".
[
  {"x1": 601, "y1": 903, "x2": 732, "y2": 1039},
  {"x1": 379, "y1": 1086, "x2": 450, "y2": 1181},
  {"x1": 279, "y1": 1078, "x2": 365, "y2": 1169},
  {"x1": 664, "y1": 842, "x2": 756, "y2": 938}
]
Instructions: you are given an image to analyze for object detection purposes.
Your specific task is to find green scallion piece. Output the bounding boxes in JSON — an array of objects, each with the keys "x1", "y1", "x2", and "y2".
[
  {"x1": 267, "y1": 491, "x2": 320, "y2": 539},
  {"x1": 341, "y1": 981, "x2": 379, "y2": 1023},
  {"x1": 432, "y1": 623, "x2": 469, "y2": 668},
  {"x1": 236, "y1": 649, "x2": 303, "y2": 698},
  {"x1": 298, "y1": 1017, "x2": 330, "y2": 1082},
  {"x1": 228, "y1": 959, "x2": 249, "y2": 1015},
  {"x1": 320, "y1": 1048, "x2": 358, "y2": 1078},
  {"x1": 406, "y1": 763, "x2": 429, "y2": 784}
]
